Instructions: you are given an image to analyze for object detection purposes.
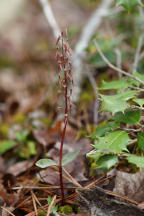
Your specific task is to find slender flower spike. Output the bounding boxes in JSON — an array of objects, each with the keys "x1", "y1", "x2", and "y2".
[
  {"x1": 56, "y1": 30, "x2": 73, "y2": 202},
  {"x1": 56, "y1": 30, "x2": 73, "y2": 114}
]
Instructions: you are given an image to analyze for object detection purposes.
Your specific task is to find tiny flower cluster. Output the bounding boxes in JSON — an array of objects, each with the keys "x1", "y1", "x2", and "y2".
[{"x1": 56, "y1": 30, "x2": 73, "y2": 113}]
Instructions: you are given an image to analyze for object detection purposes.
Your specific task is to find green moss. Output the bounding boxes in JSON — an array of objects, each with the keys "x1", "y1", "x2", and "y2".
[
  {"x1": 59, "y1": 205, "x2": 73, "y2": 215},
  {"x1": 38, "y1": 210, "x2": 45, "y2": 216}
]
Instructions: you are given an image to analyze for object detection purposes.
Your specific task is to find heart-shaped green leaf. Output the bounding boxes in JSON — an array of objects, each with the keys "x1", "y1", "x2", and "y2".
[
  {"x1": 62, "y1": 150, "x2": 80, "y2": 166},
  {"x1": 35, "y1": 159, "x2": 57, "y2": 168}
]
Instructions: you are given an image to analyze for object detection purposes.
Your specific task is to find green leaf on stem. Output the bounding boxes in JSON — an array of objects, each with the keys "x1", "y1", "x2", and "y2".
[
  {"x1": 62, "y1": 150, "x2": 80, "y2": 166},
  {"x1": 112, "y1": 109, "x2": 141, "y2": 124},
  {"x1": 94, "y1": 131, "x2": 130, "y2": 153},
  {"x1": 35, "y1": 159, "x2": 57, "y2": 168},
  {"x1": 100, "y1": 90, "x2": 137, "y2": 114},
  {"x1": 96, "y1": 154, "x2": 118, "y2": 170},
  {"x1": 88, "y1": 122, "x2": 120, "y2": 138},
  {"x1": 99, "y1": 79, "x2": 130, "y2": 90},
  {"x1": 126, "y1": 154, "x2": 144, "y2": 168}
]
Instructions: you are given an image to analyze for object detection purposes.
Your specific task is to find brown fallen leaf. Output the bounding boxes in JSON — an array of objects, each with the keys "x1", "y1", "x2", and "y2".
[
  {"x1": 33, "y1": 120, "x2": 62, "y2": 147},
  {"x1": 113, "y1": 170, "x2": 144, "y2": 202},
  {"x1": 38, "y1": 167, "x2": 60, "y2": 185},
  {"x1": 7, "y1": 160, "x2": 34, "y2": 176}
]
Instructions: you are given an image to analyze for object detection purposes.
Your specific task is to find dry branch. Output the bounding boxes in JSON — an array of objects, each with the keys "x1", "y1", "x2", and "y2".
[
  {"x1": 39, "y1": 0, "x2": 61, "y2": 39},
  {"x1": 94, "y1": 41, "x2": 144, "y2": 86}
]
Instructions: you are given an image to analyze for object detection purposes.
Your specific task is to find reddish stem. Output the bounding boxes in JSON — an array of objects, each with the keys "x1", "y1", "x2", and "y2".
[
  {"x1": 59, "y1": 67, "x2": 68, "y2": 203},
  {"x1": 59, "y1": 116, "x2": 68, "y2": 202},
  {"x1": 56, "y1": 30, "x2": 72, "y2": 203}
]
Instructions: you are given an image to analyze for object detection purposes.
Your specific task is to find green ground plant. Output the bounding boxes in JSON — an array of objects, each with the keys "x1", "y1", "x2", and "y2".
[{"x1": 87, "y1": 0, "x2": 144, "y2": 175}]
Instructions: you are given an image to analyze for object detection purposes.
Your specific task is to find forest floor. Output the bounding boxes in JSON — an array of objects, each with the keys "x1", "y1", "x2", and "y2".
[{"x1": 1, "y1": 1, "x2": 144, "y2": 216}]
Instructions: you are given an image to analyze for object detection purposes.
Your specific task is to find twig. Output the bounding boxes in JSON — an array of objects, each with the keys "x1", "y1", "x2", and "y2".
[
  {"x1": 31, "y1": 191, "x2": 44, "y2": 210},
  {"x1": 94, "y1": 41, "x2": 144, "y2": 86},
  {"x1": 122, "y1": 128, "x2": 142, "y2": 132},
  {"x1": 131, "y1": 105, "x2": 144, "y2": 110},
  {"x1": 131, "y1": 86, "x2": 144, "y2": 92},
  {"x1": 128, "y1": 139, "x2": 137, "y2": 145},
  {"x1": 31, "y1": 191, "x2": 38, "y2": 216},
  {"x1": 39, "y1": 0, "x2": 61, "y2": 39},
  {"x1": 1, "y1": 207, "x2": 15, "y2": 216},
  {"x1": 63, "y1": 167, "x2": 82, "y2": 188},
  {"x1": 12, "y1": 186, "x2": 76, "y2": 190}
]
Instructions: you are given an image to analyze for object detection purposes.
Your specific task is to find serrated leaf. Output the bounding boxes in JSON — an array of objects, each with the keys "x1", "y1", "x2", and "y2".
[
  {"x1": 35, "y1": 159, "x2": 57, "y2": 168},
  {"x1": 112, "y1": 109, "x2": 141, "y2": 124},
  {"x1": 99, "y1": 79, "x2": 130, "y2": 90},
  {"x1": 0, "y1": 140, "x2": 17, "y2": 155},
  {"x1": 96, "y1": 154, "x2": 118, "y2": 170},
  {"x1": 138, "y1": 132, "x2": 144, "y2": 153},
  {"x1": 94, "y1": 131, "x2": 130, "y2": 153},
  {"x1": 115, "y1": 90, "x2": 138, "y2": 100},
  {"x1": 100, "y1": 90, "x2": 137, "y2": 114},
  {"x1": 115, "y1": 0, "x2": 143, "y2": 11},
  {"x1": 62, "y1": 150, "x2": 80, "y2": 166},
  {"x1": 126, "y1": 154, "x2": 144, "y2": 168},
  {"x1": 101, "y1": 95, "x2": 127, "y2": 114},
  {"x1": 133, "y1": 98, "x2": 144, "y2": 107},
  {"x1": 88, "y1": 122, "x2": 120, "y2": 138}
]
